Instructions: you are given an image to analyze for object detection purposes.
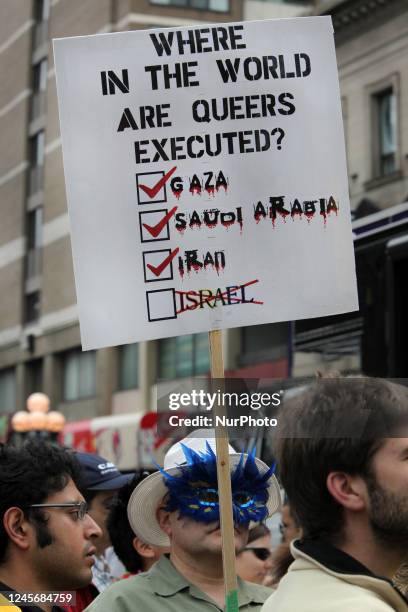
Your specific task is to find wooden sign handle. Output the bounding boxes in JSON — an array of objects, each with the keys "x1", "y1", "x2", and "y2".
[{"x1": 209, "y1": 329, "x2": 239, "y2": 612}]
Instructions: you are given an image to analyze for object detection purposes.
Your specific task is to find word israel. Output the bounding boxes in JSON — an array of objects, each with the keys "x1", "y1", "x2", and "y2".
[{"x1": 176, "y1": 279, "x2": 262, "y2": 313}]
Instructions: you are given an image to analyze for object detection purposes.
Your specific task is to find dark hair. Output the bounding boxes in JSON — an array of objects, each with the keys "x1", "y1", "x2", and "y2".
[
  {"x1": 270, "y1": 543, "x2": 294, "y2": 587},
  {"x1": 247, "y1": 523, "x2": 270, "y2": 545},
  {"x1": 281, "y1": 500, "x2": 299, "y2": 528},
  {"x1": 0, "y1": 441, "x2": 81, "y2": 563},
  {"x1": 81, "y1": 489, "x2": 99, "y2": 505},
  {"x1": 107, "y1": 474, "x2": 147, "y2": 574},
  {"x1": 274, "y1": 377, "x2": 408, "y2": 541}
]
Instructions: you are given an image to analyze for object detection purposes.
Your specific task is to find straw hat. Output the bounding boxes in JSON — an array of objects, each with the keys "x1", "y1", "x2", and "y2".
[{"x1": 127, "y1": 430, "x2": 281, "y2": 547}]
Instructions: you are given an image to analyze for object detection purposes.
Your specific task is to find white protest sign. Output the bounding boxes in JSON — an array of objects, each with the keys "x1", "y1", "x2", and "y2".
[{"x1": 53, "y1": 17, "x2": 358, "y2": 350}]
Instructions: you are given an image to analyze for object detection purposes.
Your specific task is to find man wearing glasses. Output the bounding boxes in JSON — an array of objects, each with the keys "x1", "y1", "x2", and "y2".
[
  {"x1": 0, "y1": 441, "x2": 101, "y2": 611},
  {"x1": 85, "y1": 430, "x2": 282, "y2": 611}
]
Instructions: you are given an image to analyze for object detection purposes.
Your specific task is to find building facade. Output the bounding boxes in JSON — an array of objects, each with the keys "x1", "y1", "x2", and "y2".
[
  {"x1": 0, "y1": 0, "x2": 309, "y2": 423},
  {"x1": 294, "y1": 0, "x2": 408, "y2": 377}
]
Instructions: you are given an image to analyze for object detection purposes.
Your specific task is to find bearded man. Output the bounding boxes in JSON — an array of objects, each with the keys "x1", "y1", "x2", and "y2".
[{"x1": 262, "y1": 377, "x2": 408, "y2": 612}]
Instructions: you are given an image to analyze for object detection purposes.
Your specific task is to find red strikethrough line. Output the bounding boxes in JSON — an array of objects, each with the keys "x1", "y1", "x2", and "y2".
[{"x1": 175, "y1": 279, "x2": 263, "y2": 314}]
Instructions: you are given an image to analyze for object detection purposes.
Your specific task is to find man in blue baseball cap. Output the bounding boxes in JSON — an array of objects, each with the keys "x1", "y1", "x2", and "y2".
[{"x1": 65, "y1": 453, "x2": 133, "y2": 611}]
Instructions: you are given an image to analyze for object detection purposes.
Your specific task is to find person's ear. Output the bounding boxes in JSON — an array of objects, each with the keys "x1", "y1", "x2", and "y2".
[
  {"x1": 133, "y1": 536, "x2": 155, "y2": 558},
  {"x1": 156, "y1": 506, "x2": 172, "y2": 537},
  {"x1": 3, "y1": 508, "x2": 33, "y2": 552},
  {"x1": 326, "y1": 472, "x2": 366, "y2": 512}
]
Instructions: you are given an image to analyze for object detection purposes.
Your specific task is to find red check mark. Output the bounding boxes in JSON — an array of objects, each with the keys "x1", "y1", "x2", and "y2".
[
  {"x1": 139, "y1": 166, "x2": 177, "y2": 199},
  {"x1": 147, "y1": 248, "x2": 180, "y2": 277},
  {"x1": 142, "y1": 206, "x2": 178, "y2": 238}
]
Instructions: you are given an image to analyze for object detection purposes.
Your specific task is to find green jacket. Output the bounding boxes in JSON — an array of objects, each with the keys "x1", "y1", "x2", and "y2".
[{"x1": 85, "y1": 554, "x2": 272, "y2": 611}]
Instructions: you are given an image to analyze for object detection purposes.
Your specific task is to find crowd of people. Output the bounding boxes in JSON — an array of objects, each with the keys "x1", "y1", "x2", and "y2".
[{"x1": 0, "y1": 376, "x2": 407, "y2": 611}]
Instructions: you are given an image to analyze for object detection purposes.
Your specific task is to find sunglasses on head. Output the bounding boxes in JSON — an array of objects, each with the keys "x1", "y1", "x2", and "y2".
[{"x1": 242, "y1": 547, "x2": 271, "y2": 561}]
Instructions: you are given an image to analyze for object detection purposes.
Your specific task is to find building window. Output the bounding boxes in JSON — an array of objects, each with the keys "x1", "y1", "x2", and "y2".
[
  {"x1": 34, "y1": 0, "x2": 50, "y2": 22},
  {"x1": 25, "y1": 291, "x2": 41, "y2": 324},
  {"x1": 241, "y1": 323, "x2": 289, "y2": 365},
  {"x1": 25, "y1": 359, "x2": 43, "y2": 397},
  {"x1": 33, "y1": 0, "x2": 49, "y2": 49},
  {"x1": 31, "y1": 60, "x2": 47, "y2": 121},
  {"x1": 0, "y1": 369, "x2": 16, "y2": 415},
  {"x1": 27, "y1": 208, "x2": 43, "y2": 251},
  {"x1": 29, "y1": 131, "x2": 45, "y2": 168},
  {"x1": 150, "y1": 0, "x2": 229, "y2": 11},
  {"x1": 33, "y1": 59, "x2": 48, "y2": 93},
  {"x1": 158, "y1": 333, "x2": 210, "y2": 379},
  {"x1": 118, "y1": 344, "x2": 139, "y2": 390},
  {"x1": 62, "y1": 350, "x2": 96, "y2": 401},
  {"x1": 25, "y1": 206, "x2": 43, "y2": 290},
  {"x1": 28, "y1": 131, "x2": 45, "y2": 194},
  {"x1": 375, "y1": 89, "x2": 397, "y2": 177}
]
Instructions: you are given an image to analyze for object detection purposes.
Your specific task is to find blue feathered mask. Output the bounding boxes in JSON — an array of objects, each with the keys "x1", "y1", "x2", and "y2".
[{"x1": 160, "y1": 442, "x2": 276, "y2": 525}]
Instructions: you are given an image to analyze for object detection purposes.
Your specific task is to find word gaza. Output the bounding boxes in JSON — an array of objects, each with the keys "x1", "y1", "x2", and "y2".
[{"x1": 171, "y1": 171, "x2": 228, "y2": 197}]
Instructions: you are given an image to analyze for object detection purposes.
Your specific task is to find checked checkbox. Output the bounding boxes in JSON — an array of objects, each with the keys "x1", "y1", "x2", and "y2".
[
  {"x1": 143, "y1": 248, "x2": 179, "y2": 283},
  {"x1": 139, "y1": 207, "x2": 177, "y2": 243},
  {"x1": 136, "y1": 166, "x2": 177, "y2": 205}
]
